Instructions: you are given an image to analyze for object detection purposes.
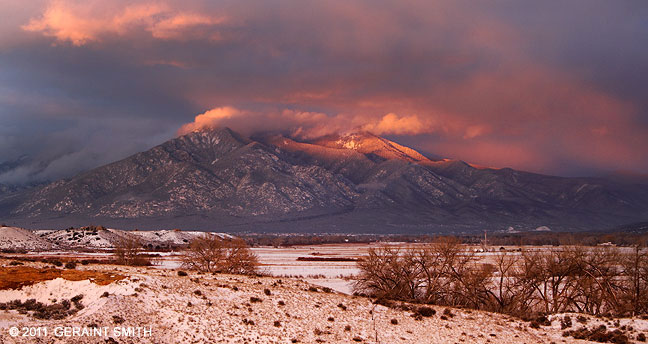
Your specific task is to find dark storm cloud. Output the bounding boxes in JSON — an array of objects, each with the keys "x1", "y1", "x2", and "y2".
[{"x1": 0, "y1": 0, "x2": 646, "y2": 184}]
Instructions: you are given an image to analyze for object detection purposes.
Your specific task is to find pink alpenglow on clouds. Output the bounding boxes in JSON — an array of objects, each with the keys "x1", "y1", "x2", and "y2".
[
  {"x1": 22, "y1": 1, "x2": 224, "y2": 45},
  {"x1": 178, "y1": 107, "x2": 438, "y2": 139},
  {"x1": 1, "y1": 0, "x2": 647, "y2": 183}
]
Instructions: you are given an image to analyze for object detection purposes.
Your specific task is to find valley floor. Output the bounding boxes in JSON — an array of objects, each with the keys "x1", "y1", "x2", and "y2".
[{"x1": 1, "y1": 260, "x2": 647, "y2": 343}]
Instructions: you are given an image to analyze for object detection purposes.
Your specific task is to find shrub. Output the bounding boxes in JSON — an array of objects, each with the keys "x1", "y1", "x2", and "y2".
[
  {"x1": 391, "y1": 318, "x2": 398, "y2": 325},
  {"x1": 65, "y1": 262, "x2": 77, "y2": 269},
  {"x1": 561, "y1": 316, "x2": 573, "y2": 329},
  {"x1": 418, "y1": 306, "x2": 436, "y2": 317},
  {"x1": 264, "y1": 288, "x2": 271, "y2": 296},
  {"x1": 0, "y1": 298, "x2": 87, "y2": 320},
  {"x1": 177, "y1": 270, "x2": 188, "y2": 276},
  {"x1": 563, "y1": 325, "x2": 630, "y2": 344}
]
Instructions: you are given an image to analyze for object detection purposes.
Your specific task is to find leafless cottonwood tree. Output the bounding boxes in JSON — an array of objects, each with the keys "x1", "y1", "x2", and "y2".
[
  {"x1": 354, "y1": 240, "x2": 648, "y2": 318},
  {"x1": 355, "y1": 237, "x2": 489, "y2": 307},
  {"x1": 182, "y1": 234, "x2": 258, "y2": 275},
  {"x1": 620, "y1": 244, "x2": 648, "y2": 315},
  {"x1": 486, "y1": 252, "x2": 526, "y2": 315},
  {"x1": 353, "y1": 245, "x2": 417, "y2": 300},
  {"x1": 114, "y1": 236, "x2": 150, "y2": 266}
]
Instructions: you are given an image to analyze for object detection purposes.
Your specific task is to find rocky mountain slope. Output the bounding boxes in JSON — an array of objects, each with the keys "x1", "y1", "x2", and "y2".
[{"x1": 1, "y1": 127, "x2": 647, "y2": 233}]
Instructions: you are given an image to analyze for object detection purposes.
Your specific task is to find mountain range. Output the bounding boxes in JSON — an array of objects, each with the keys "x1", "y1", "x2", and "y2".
[{"x1": 1, "y1": 127, "x2": 647, "y2": 233}]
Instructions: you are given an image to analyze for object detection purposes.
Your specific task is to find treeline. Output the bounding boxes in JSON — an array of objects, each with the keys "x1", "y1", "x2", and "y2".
[
  {"x1": 353, "y1": 238, "x2": 648, "y2": 318},
  {"x1": 474, "y1": 231, "x2": 648, "y2": 247},
  {"x1": 243, "y1": 234, "x2": 382, "y2": 247},
  {"x1": 242, "y1": 231, "x2": 648, "y2": 247}
]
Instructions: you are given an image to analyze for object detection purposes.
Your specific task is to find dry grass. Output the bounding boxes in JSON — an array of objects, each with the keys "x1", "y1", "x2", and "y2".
[{"x1": 0, "y1": 266, "x2": 125, "y2": 290}]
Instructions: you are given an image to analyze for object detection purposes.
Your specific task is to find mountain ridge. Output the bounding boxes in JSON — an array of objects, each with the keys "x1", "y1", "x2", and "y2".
[{"x1": 1, "y1": 127, "x2": 646, "y2": 233}]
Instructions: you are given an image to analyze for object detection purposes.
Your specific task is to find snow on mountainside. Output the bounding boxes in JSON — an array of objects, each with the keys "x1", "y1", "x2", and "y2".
[
  {"x1": 311, "y1": 132, "x2": 432, "y2": 163},
  {"x1": 1, "y1": 127, "x2": 647, "y2": 233}
]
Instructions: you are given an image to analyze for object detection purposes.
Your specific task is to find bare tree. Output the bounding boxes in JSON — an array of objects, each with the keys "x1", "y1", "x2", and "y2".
[
  {"x1": 114, "y1": 236, "x2": 150, "y2": 266},
  {"x1": 573, "y1": 247, "x2": 623, "y2": 315},
  {"x1": 182, "y1": 234, "x2": 258, "y2": 275},
  {"x1": 486, "y1": 252, "x2": 524, "y2": 314},
  {"x1": 621, "y1": 244, "x2": 648, "y2": 315},
  {"x1": 353, "y1": 240, "x2": 648, "y2": 318},
  {"x1": 354, "y1": 245, "x2": 420, "y2": 300}
]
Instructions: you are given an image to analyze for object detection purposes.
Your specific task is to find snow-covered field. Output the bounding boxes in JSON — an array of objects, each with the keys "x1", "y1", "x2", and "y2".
[
  {"x1": 5, "y1": 259, "x2": 643, "y2": 343},
  {"x1": 6, "y1": 239, "x2": 630, "y2": 296}
]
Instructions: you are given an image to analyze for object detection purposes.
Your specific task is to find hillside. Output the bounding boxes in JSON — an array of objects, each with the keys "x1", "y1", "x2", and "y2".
[
  {"x1": 0, "y1": 226, "x2": 54, "y2": 251},
  {"x1": 0, "y1": 226, "x2": 226, "y2": 251}
]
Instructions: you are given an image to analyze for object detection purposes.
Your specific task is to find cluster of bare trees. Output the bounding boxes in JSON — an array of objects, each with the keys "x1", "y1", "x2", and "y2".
[
  {"x1": 182, "y1": 234, "x2": 258, "y2": 275},
  {"x1": 114, "y1": 237, "x2": 152, "y2": 266},
  {"x1": 354, "y1": 238, "x2": 648, "y2": 317}
]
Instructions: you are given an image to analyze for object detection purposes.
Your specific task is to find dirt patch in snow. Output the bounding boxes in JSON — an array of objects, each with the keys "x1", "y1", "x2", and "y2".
[{"x1": 0, "y1": 266, "x2": 125, "y2": 290}]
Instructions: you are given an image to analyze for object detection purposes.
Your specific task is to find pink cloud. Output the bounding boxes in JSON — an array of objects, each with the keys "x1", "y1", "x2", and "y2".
[
  {"x1": 11, "y1": 0, "x2": 647, "y2": 176},
  {"x1": 178, "y1": 107, "x2": 440, "y2": 139},
  {"x1": 22, "y1": 0, "x2": 224, "y2": 45}
]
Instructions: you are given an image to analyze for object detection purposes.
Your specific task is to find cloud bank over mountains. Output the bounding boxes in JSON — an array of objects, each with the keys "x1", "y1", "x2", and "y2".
[{"x1": 1, "y1": 0, "x2": 647, "y2": 184}]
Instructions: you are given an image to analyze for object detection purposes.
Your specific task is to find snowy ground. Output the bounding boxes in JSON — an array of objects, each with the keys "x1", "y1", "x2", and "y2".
[
  {"x1": 3, "y1": 242, "x2": 635, "y2": 296},
  {"x1": 1, "y1": 226, "x2": 231, "y2": 251},
  {"x1": 0, "y1": 227, "x2": 54, "y2": 251},
  {"x1": 4, "y1": 259, "x2": 644, "y2": 343}
]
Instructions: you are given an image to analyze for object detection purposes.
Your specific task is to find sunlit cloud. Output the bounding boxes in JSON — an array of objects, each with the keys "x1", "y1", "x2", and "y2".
[
  {"x1": 1, "y1": 0, "x2": 646, "y2": 181},
  {"x1": 22, "y1": 0, "x2": 224, "y2": 45},
  {"x1": 178, "y1": 106, "x2": 441, "y2": 140}
]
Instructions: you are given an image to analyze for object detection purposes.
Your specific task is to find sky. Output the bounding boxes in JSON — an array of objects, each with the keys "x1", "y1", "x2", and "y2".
[{"x1": 1, "y1": 0, "x2": 647, "y2": 185}]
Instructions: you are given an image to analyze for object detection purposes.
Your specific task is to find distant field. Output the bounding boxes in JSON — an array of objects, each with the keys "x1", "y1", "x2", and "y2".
[{"x1": 2, "y1": 243, "x2": 640, "y2": 295}]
